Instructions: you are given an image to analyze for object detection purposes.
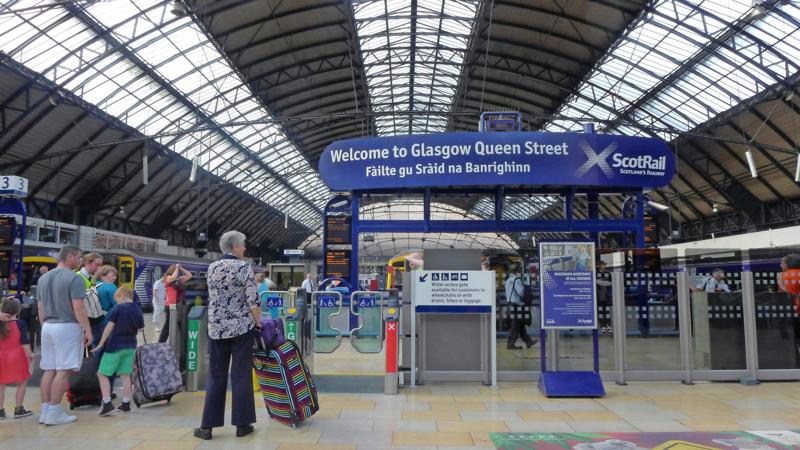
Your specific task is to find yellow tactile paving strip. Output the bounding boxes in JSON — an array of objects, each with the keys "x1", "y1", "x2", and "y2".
[{"x1": 2, "y1": 382, "x2": 800, "y2": 449}]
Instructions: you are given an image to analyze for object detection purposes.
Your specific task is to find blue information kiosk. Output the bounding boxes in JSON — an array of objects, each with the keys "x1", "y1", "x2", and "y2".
[{"x1": 317, "y1": 113, "x2": 675, "y2": 396}]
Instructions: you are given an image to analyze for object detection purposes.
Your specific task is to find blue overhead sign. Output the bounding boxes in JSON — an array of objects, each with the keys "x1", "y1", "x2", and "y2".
[{"x1": 319, "y1": 132, "x2": 674, "y2": 190}]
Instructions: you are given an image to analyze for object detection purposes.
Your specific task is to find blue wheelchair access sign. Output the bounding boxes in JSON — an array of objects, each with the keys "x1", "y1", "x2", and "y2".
[
  {"x1": 263, "y1": 296, "x2": 283, "y2": 307},
  {"x1": 357, "y1": 297, "x2": 377, "y2": 308},
  {"x1": 318, "y1": 297, "x2": 337, "y2": 308}
]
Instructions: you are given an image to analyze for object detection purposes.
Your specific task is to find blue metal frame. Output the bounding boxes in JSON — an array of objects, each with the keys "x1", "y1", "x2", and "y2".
[
  {"x1": 0, "y1": 197, "x2": 27, "y2": 294},
  {"x1": 339, "y1": 186, "x2": 647, "y2": 281}
]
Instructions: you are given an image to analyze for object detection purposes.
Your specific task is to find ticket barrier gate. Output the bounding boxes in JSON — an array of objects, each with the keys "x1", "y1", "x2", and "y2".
[
  {"x1": 350, "y1": 291, "x2": 385, "y2": 354},
  {"x1": 260, "y1": 291, "x2": 292, "y2": 320},
  {"x1": 311, "y1": 291, "x2": 344, "y2": 353},
  {"x1": 186, "y1": 306, "x2": 208, "y2": 392}
]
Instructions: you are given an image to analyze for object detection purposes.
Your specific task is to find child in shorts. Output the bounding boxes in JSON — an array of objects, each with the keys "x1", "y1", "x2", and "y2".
[{"x1": 92, "y1": 287, "x2": 144, "y2": 416}]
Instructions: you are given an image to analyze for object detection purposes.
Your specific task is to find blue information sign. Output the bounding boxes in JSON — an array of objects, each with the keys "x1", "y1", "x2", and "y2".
[
  {"x1": 357, "y1": 297, "x2": 377, "y2": 308},
  {"x1": 264, "y1": 296, "x2": 283, "y2": 307},
  {"x1": 540, "y1": 242, "x2": 597, "y2": 329},
  {"x1": 318, "y1": 297, "x2": 337, "y2": 308},
  {"x1": 319, "y1": 132, "x2": 673, "y2": 190}
]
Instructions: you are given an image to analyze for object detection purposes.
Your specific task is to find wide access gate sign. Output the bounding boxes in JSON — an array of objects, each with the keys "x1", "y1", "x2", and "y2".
[{"x1": 319, "y1": 131, "x2": 674, "y2": 190}]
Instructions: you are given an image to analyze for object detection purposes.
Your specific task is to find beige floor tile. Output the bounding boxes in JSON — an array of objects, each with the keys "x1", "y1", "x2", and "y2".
[
  {"x1": 403, "y1": 394, "x2": 456, "y2": 402},
  {"x1": 0, "y1": 436, "x2": 85, "y2": 450},
  {"x1": 132, "y1": 441, "x2": 200, "y2": 450},
  {"x1": 470, "y1": 432, "x2": 494, "y2": 446},
  {"x1": 401, "y1": 410, "x2": 461, "y2": 421},
  {"x1": 196, "y1": 443, "x2": 277, "y2": 450},
  {"x1": 118, "y1": 427, "x2": 194, "y2": 441},
  {"x1": 391, "y1": 432, "x2": 474, "y2": 447},
  {"x1": 319, "y1": 401, "x2": 374, "y2": 410},
  {"x1": 567, "y1": 421, "x2": 639, "y2": 433},
  {"x1": 429, "y1": 402, "x2": 485, "y2": 411},
  {"x1": 566, "y1": 411, "x2": 622, "y2": 422},
  {"x1": 52, "y1": 425, "x2": 128, "y2": 439},
  {"x1": 0, "y1": 436, "x2": 10, "y2": 443},
  {"x1": 0, "y1": 424, "x2": 60, "y2": 437},
  {"x1": 517, "y1": 410, "x2": 571, "y2": 421},
  {"x1": 276, "y1": 445, "x2": 355, "y2": 450},
  {"x1": 248, "y1": 430, "x2": 321, "y2": 444},
  {"x1": 436, "y1": 420, "x2": 508, "y2": 432},
  {"x1": 628, "y1": 420, "x2": 693, "y2": 432},
  {"x1": 73, "y1": 438, "x2": 142, "y2": 450},
  {"x1": 680, "y1": 419, "x2": 748, "y2": 431},
  {"x1": 310, "y1": 408, "x2": 341, "y2": 419}
]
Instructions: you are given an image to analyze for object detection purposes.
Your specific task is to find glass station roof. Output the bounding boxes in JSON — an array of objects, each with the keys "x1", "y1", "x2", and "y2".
[
  {"x1": 301, "y1": 200, "x2": 517, "y2": 257},
  {"x1": 353, "y1": 0, "x2": 480, "y2": 136},
  {"x1": 0, "y1": 0, "x2": 329, "y2": 228},
  {"x1": 544, "y1": 0, "x2": 800, "y2": 139}
]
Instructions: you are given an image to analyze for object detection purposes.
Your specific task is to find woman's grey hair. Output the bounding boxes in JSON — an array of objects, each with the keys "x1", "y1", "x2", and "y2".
[
  {"x1": 784, "y1": 253, "x2": 800, "y2": 270},
  {"x1": 219, "y1": 230, "x2": 246, "y2": 254}
]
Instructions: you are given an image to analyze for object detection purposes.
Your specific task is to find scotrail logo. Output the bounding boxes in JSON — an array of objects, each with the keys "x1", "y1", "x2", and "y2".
[
  {"x1": 575, "y1": 141, "x2": 616, "y2": 178},
  {"x1": 576, "y1": 140, "x2": 667, "y2": 178}
]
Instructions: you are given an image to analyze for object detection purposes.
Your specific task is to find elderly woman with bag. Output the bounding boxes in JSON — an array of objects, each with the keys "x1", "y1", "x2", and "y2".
[{"x1": 194, "y1": 231, "x2": 261, "y2": 441}]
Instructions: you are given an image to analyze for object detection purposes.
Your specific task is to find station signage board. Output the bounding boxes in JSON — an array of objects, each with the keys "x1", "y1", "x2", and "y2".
[
  {"x1": 0, "y1": 176, "x2": 28, "y2": 198},
  {"x1": 326, "y1": 215, "x2": 351, "y2": 244},
  {"x1": 283, "y1": 249, "x2": 305, "y2": 256},
  {"x1": 319, "y1": 132, "x2": 674, "y2": 191},
  {"x1": 412, "y1": 270, "x2": 494, "y2": 313},
  {"x1": 540, "y1": 242, "x2": 597, "y2": 329},
  {"x1": 324, "y1": 249, "x2": 351, "y2": 278}
]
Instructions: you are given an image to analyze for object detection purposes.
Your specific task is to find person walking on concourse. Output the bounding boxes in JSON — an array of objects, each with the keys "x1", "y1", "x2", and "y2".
[
  {"x1": 36, "y1": 245, "x2": 92, "y2": 426},
  {"x1": 194, "y1": 230, "x2": 260, "y2": 441}
]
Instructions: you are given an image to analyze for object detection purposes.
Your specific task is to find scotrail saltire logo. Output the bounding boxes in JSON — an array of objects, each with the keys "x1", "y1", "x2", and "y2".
[
  {"x1": 575, "y1": 141, "x2": 616, "y2": 178},
  {"x1": 576, "y1": 140, "x2": 667, "y2": 178}
]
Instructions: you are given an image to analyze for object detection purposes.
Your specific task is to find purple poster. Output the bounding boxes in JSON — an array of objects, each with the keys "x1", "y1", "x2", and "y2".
[{"x1": 540, "y1": 242, "x2": 597, "y2": 329}]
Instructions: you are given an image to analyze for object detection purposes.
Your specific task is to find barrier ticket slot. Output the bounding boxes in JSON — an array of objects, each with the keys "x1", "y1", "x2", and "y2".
[{"x1": 385, "y1": 307, "x2": 399, "y2": 395}]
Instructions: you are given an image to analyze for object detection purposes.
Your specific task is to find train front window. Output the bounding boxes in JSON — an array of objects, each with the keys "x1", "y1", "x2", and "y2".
[{"x1": 118, "y1": 259, "x2": 134, "y2": 286}]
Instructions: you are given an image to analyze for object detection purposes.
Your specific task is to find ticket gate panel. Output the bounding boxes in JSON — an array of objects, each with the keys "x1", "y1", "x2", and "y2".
[
  {"x1": 312, "y1": 292, "x2": 343, "y2": 353},
  {"x1": 259, "y1": 291, "x2": 292, "y2": 320},
  {"x1": 350, "y1": 291, "x2": 384, "y2": 354}
]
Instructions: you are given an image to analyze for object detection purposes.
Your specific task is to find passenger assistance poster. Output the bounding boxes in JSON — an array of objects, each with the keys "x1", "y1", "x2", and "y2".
[{"x1": 540, "y1": 242, "x2": 597, "y2": 329}]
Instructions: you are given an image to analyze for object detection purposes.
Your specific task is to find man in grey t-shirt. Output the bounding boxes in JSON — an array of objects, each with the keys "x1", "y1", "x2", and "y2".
[{"x1": 36, "y1": 245, "x2": 92, "y2": 426}]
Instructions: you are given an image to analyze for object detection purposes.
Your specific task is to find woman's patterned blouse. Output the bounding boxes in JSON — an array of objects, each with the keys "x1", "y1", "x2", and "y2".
[{"x1": 207, "y1": 255, "x2": 258, "y2": 339}]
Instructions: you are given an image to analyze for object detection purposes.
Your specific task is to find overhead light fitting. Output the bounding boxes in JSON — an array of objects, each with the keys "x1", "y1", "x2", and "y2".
[
  {"x1": 284, "y1": 211, "x2": 288, "y2": 229},
  {"x1": 170, "y1": 0, "x2": 188, "y2": 17},
  {"x1": 712, "y1": 203, "x2": 719, "y2": 214},
  {"x1": 647, "y1": 200, "x2": 669, "y2": 212},
  {"x1": 142, "y1": 153, "x2": 148, "y2": 185},
  {"x1": 119, "y1": 206, "x2": 125, "y2": 215},
  {"x1": 189, "y1": 156, "x2": 199, "y2": 183},
  {"x1": 795, "y1": 153, "x2": 800, "y2": 183},
  {"x1": 750, "y1": 0, "x2": 768, "y2": 18},
  {"x1": 745, "y1": 147, "x2": 758, "y2": 178}
]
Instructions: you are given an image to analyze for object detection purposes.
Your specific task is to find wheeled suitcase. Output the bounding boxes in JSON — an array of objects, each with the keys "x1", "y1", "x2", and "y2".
[
  {"x1": 132, "y1": 340, "x2": 183, "y2": 407},
  {"x1": 253, "y1": 340, "x2": 318, "y2": 427},
  {"x1": 67, "y1": 349, "x2": 102, "y2": 409}
]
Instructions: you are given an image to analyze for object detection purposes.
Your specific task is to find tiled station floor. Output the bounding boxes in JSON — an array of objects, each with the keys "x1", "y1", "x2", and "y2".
[{"x1": 2, "y1": 381, "x2": 800, "y2": 450}]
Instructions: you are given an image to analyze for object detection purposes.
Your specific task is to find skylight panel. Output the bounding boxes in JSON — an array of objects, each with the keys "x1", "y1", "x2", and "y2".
[
  {"x1": 545, "y1": 0, "x2": 797, "y2": 138},
  {"x1": 353, "y1": 0, "x2": 478, "y2": 136},
  {"x1": 0, "y1": 1, "x2": 329, "y2": 229}
]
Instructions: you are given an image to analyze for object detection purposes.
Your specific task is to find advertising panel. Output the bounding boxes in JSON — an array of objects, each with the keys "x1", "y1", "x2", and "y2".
[{"x1": 540, "y1": 242, "x2": 597, "y2": 329}]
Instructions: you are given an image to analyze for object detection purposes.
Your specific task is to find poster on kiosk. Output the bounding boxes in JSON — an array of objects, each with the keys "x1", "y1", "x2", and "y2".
[{"x1": 540, "y1": 242, "x2": 597, "y2": 330}]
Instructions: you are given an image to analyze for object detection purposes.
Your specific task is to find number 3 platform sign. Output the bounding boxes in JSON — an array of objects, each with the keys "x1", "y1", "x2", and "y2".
[{"x1": 0, "y1": 176, "x2": 28, "y2": 198}]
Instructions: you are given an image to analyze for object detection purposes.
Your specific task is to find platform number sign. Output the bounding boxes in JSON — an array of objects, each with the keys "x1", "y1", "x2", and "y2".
[
  {"x1": 264, "y1": 296, "x2": 283, "y2": 307},
  {"x1": 318, "y1": 297, "x2": 337, "y2": 308},
  {"x1": 357, "y1": 297, "x2": 377, "y2": 308},
  {"x1": 0, "y1": 176, "x2": 28, "y2": 198}
]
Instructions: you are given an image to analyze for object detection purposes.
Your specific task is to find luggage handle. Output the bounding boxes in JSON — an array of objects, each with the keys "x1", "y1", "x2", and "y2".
[{"x1": 140, "y1": 328, "x2": 148, "y2": 345}]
